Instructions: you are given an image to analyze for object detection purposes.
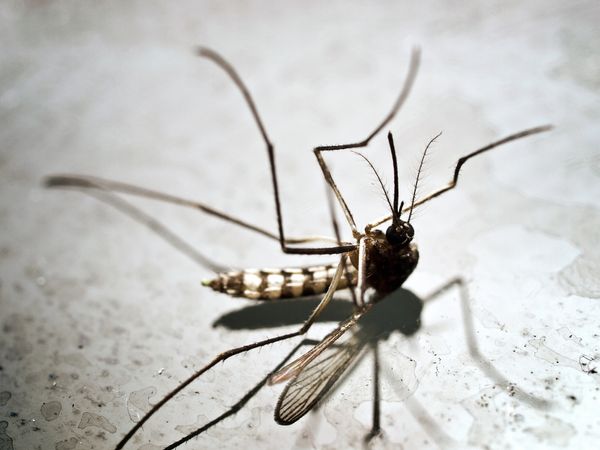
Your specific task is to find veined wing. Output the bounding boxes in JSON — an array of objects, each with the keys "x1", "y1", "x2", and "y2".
[{"x1": 272, "y1": 310, "x2": 371, "y2": 425}]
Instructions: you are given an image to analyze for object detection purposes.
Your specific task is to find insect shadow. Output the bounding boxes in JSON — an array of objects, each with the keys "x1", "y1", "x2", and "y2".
[{"x1": 211, "y1": 281, "x2": 551, "y2": 447}]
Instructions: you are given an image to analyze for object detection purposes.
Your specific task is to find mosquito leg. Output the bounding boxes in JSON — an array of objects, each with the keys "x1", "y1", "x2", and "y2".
[
  {"x1": 324, "y1": 178, "x2": 358, "y2": 306},
  {"x1": 197, "y1": 47, "x2": 355, "y2": 256},
  {"x1": 63, "y1": 184, "x2": 227, "y2": 273},
  {"x1": 45, "y1": 175, "x2": 347, "y2": 247},
  {"x1": 364, "y1": 341, "x2": 381, "y2": 442},
  {"x1": 366, "y1": 124, "x2": 553, "y2": 230},
  {"x1": 115, "y1": 255, "x2": 347, "y2": 449},
  {"x1": 423, "y1": 277, "x2": 549, "y2": 409},
  {"x1": 313, "y1": 48, "x2": 420, "y2": 234},
  {"x1": 407, "y1": 125, "x2": 554, "y2": 212},
  {"x1": 164, "y1": 338, "x2": 320, "y2": 449},
  {"x1": 356, "y1": 237, "x2": 368, "y2": 307},
  {"x1": 115, "y1": 333, "x2": 302, "y2": 449},
  {"x1": 297, "y1": 255, "x2": 349, "y2": 332}
]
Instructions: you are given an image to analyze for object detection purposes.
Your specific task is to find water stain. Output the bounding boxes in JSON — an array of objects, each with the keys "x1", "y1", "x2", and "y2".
[
  {"x1": 557, "y1": 207, "x2": 600, "y2": 299},
  {"x1": 0, "y1": 421, "x2": 14, "y2": 450},
  {"x1": 461, "y1": 385, "x2": 506, "y2": 447},
  {"x1": 4, "y1": 339, "x2": 33, "y2": 362},
  {"x1": 0, "y1": 392, "x2": 10, "y2": 406},
  {"x1": 529, "y1": 338, "x2": 580, "y2": 369},
  {"x1": 559, "y1": 256, "x2": 600, "y2": 299},
  {"x1": 174, "y1": 414, "x2": 209, "y2": 435},
  {"x1": 524, "y1": 416, "x2": 576, "y2": 447},
  {"x1": 59, "y1": 353, "x2": 91, "y2": 369},
  {"x1": 126, "y1": 386, "x2": 156, "y2": 423},
  {"x1": 41, "y1": 401, "x2": 62, "y2": 421},
  {"x1": 55, "y1": 437, "x2": 78, "y2": 450},
  {"x1": 555, "y1": 26, "x2": 600, "y2": 92},
  {"x1": 380, "y1": 350, "x2": 419, "y2": 402},
  {"x1": 77, "y1": 412, "x2": 117, "y2": 433},
  {"x1": 529, "y1": 338, "x2": 600, "y2": 384},
  {"x1": 77, "y1": 383, "x2": 115, "y2": 409},
  {"x1": 557, "y1": 327, "x2": 583, "y2": 346}
]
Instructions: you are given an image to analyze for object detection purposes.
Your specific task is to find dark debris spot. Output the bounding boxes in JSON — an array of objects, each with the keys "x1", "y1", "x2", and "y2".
[{"x1": 95, "y1": 431, "x2": 107, "y2": 440}]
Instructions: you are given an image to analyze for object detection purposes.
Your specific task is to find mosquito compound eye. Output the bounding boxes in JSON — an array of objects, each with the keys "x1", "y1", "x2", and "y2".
[
  {"x1": 405, "y1": 222, "x2": 414, "y2": 239},
  {"x1": 385, "y1": 221, "x2": 414, "y2": 247}
]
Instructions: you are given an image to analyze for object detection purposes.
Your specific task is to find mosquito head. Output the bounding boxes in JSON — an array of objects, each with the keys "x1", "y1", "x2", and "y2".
[{"x1": 385, "y1": 219, "x2": 414, "y2": 247}]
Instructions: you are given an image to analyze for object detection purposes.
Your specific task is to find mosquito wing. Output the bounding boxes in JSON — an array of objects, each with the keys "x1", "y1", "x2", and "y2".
[{"x1": 273, "y1": 312, "x2": 369, "y2": 425}]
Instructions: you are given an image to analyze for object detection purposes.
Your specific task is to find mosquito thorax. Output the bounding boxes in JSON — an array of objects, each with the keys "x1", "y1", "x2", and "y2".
[
  {"x1": 385, "y1": 220, "x2": 414, "y2": 247},
  {"x1": 348, "y1": 224, "x2": 419, "y2": 296}
]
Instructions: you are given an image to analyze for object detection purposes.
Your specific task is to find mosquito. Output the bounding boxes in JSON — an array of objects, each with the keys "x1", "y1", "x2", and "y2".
[{"x1": 45, "y1": 46, "x2": 552, "y2": 449}]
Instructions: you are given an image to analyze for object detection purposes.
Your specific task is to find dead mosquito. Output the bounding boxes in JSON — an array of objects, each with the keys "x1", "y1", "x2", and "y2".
[{"x1": 45, "y1": 46, "x2": 552, "y2": 449}]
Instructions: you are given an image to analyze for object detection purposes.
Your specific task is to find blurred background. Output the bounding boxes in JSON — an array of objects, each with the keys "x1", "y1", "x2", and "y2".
[{"x1": 1, "y1": 1, "x2": 599, "y2": 449}]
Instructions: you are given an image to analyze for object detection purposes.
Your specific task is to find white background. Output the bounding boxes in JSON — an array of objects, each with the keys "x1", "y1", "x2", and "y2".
[{"x1": 1, "y1": 1, "x2": 599, "y2": 449}]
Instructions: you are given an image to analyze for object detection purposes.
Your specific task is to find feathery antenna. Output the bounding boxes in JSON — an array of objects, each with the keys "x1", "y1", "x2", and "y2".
[
  {"x1": 351, "y1": 151, "x2": 395, "y2": 218},
  {"x1": 408, "y1": 131, "x2": 442, "y2": 222}
]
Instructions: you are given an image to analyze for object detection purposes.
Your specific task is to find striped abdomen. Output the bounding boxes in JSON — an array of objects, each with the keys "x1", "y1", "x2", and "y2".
[{"x1": 203, "y1": 264, "x2": 356, "y2": 300}]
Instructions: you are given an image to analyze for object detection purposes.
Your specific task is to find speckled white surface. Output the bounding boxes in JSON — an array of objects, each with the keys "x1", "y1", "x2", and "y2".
[{"x1": 1, "y1": 1, "x2": 599, "y2": 449}]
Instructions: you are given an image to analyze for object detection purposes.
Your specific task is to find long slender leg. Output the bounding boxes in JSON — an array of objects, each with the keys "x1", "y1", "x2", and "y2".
[
  {"x1": 59, "y1": 183, "x2": 227, "y2": 273},
  {"x1": 45, "y1": 175, "x2": 346, "y2": 246},
  {"x1": 422, "y1": 277, "x2": 549, "y2": 409},
  {"x1": 115, "y1": 255, "x2": 348, "y2": 449},
  {"x1": 366, "y1": 125, "x2": 553, "y2": 230},
  {"x1": 164, "y1": 337, "x2": 320, "y2": 449},
  {"x1": 198, "y1": 47, "x2": 355, "y2": 255},
  {"x1": 313, "y1": 48, "x2": 420, "y2": 234},
  {"x1": 324, "y1": 178, "x2": 358, "y2": 306},
  {"x1": 356, "y1": 237, "x2": 368, "y2": 307},
  {"x1": 364, "y1": 341, "x2": 381, "y2": 442}
]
